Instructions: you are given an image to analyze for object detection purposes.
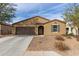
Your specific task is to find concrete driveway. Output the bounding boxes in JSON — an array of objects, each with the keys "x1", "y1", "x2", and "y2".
[
  {"x1": 0, "y1": 35, "x2": 33, "y2": 56},
  {"x1": 0, "y1": 35, "x2": 61, "y2": 56}
]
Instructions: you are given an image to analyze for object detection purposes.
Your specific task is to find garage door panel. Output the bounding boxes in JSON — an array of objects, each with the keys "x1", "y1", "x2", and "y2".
[{"x1": 16, "y1": 27, "x2": 35, "y2": 35}]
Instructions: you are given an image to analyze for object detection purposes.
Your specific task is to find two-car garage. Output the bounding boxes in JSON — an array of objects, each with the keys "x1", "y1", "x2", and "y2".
[{"x1": 16, "y1": 27, "x2": 36, "y2": 35}]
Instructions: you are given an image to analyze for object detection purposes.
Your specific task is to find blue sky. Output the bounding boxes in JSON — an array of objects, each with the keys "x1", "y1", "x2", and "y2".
[{"x1": 13, "y1": 3, "x2": 70, "y2": 23}]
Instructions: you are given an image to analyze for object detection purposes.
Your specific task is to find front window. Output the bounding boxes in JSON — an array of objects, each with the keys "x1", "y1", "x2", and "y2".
[{"x1": 51, "y1": 25, "x2": 60, "y2": 32}]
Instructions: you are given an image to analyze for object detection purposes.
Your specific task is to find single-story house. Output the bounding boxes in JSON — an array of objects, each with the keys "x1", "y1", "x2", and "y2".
[
  {"x1": 12, "y1": 16, "x2": 66, "y2": 35},
  {"x1": 0, "y1": 22, "x2": 13, "y2": 35}
]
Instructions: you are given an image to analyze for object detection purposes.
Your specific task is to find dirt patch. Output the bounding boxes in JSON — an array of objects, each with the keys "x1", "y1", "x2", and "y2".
[
  {"x1": 27, "y1": 35, "x2": 79, "y2": 56},
  {"x1": 27, "y1": 36, "x2": 56, "y2": 51}
]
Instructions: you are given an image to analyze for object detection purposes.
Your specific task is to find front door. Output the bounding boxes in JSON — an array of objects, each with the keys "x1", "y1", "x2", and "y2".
[{"x1": 38, "y1": 26, "x2": 44, "y2": 35}]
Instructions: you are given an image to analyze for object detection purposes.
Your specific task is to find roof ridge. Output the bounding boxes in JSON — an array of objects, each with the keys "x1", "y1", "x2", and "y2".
[
  {"x1": 12, "y1": 16, "x2": 49, "y2": 25},
  {"x1": 44, "y1": 19, "x2": 66, "y2": 24}
]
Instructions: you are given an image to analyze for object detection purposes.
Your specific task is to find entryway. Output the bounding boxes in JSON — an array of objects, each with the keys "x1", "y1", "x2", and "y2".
[
  {"x1": 66, "y1": 28, "x2": 69, "y2": 34},
  {"x1": 38, "y1": 26, "x2": 44, "y2": 35}
]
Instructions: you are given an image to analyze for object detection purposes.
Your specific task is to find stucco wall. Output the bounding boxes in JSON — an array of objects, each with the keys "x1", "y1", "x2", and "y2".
[
  {"x1": 1, "y1": 24, "x2": 13, "y2": 35},
  {"x1": 36, "y1": 17, "x2": 49, "y2": 23},
  {"x1": 13, "y1": 17, "x2": 49, "y2": 27},
  {"x1": 66, "y1": 22, "x2": 78, "y2": 35},
  {"x1": 12, "y1": 17, "x2": 49, "y2": 35},
  {"x1": 0, "y1": 24, "x2": 1, "y2": 35},
  {"x1": 44, "y1": 20, "x2": 66, "y2": 35}
]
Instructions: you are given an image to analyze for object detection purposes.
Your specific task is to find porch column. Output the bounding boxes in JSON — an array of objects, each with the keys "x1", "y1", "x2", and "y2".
[
  {"x1": 35, "y1": 27, "x2": 38, "y2": 35},
  {"x1": 12, "y1": 27, "x2": 16, "y2": 35}
]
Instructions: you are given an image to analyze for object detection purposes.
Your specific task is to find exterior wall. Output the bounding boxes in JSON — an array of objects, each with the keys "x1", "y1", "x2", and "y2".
[
  {"x1": 12, "y1": 17, "x2": 49, "y2": 35},
  {"x1": 1, "y1": 24, "x2": 13, "y2": 35},
  {"x1": 72, "y1": 27, "x2": 77, "y2": 35},
  {"x1": 0, "y1": 24, "x2": 1, "y2": 35},
  {"x1": 66, "y1": 26, "x2": 78, "y2": 35},
  {"x1": 36, "y1": 17, "x2": 49, "y2": 23},
  {"x1": 13, "y1": 17, "x2": 48, "y2": 27},
  {"x1": 66, "y1": 22, "x2": 73, "y2": 34},
  {"x1": 44, "y1": 20, "x2": 66, "y2": 35},
  {"x1": 12, "y1": 27, "x2": 16, "y2": 35},
  {"x1": 66, "y1": 22, "x2": 79, "y2": 35},
  {"x1": 67, "y1": 27, "x2": 72, "y2": 34},
  {"x1": 13, "y1": 19, "x2": 36, "y2": 27}
]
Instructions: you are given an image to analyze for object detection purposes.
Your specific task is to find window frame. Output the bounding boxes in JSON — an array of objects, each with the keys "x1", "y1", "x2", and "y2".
[{"x1": 51, "y1": 25, "x2": 60, "y2": 32}]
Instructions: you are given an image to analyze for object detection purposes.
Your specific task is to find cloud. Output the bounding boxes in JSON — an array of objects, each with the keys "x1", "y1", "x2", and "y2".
[
  {"x1": 13, "y1": 3, "x2": 69, "y2": 23},
  {"x1": 38, "y1": 3, "x2": 68, "y2": 14},
  {"x1": 15, "y1": 3, "x2": 65, "y2": 16},
  {"x1": 40, "y1": 13, "x2": 64, "y2": 20},
  {"x1": 16, "y1": 3, "x2": 40, "y2": 14},
  {"x1": 12, "y1": 16, "x2": 27, "y2": 23}
]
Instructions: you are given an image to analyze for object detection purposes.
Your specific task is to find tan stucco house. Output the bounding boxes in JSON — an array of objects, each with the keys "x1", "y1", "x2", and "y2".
[
  {"x1": 12, "y1": 16, "x2": 66, "y2": 35},
  {"x1": 0, "y1": 16, "x2": 66, "y2": 35}
]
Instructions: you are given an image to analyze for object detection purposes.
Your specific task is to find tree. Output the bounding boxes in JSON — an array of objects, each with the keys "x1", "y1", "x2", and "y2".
[
  {"x1": 0, "y1": 3, "x2": 16, "y2": 23},
  {"x1": 63, "y1": 3, "x2": 79, "y2": 35}
]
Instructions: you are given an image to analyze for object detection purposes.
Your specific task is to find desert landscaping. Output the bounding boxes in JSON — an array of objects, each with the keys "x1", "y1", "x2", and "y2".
[{"x1": 27, "y1": 35, "x2": 79, "y2": 56}]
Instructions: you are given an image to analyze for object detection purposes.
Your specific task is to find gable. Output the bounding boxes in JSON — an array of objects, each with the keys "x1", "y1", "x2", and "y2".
[
  {"x1": 44, "y1": 19, "x2": 66, "y2": 35},
  {"x1": 44, "y1": 19, "x2": 66, "y2": 27},
  {"x1": 12, "y1": 16, "x2": 49, "y2": 27},
  {"x1": 44, "y1": 19, "x2": 66, "y2": 25}
]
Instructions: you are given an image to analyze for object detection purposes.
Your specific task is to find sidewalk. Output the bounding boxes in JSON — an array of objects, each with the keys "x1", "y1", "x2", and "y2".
[{"x1": 25, "y1": 51, "x2": 61, "y2": 56}]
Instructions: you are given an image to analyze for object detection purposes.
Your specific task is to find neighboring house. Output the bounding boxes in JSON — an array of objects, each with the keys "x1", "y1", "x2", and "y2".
[
  {"x1": 0, "y1": 22, "x2": 13, "y2": 35},
  {"x1": 66, "y1": 22, "x2": 79, "y2": 35},
  {"x1": 12, "y1": 16, "x2": 66, "y2": 35}
]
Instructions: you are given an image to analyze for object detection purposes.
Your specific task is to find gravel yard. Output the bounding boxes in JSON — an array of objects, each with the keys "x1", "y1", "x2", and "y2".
[{"x1": 27, "y1": 35, "x2": 79, "y2": 56}]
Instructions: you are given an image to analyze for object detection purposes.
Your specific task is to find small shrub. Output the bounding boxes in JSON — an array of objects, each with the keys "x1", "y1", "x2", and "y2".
[
  {"x1": 68, "y1": 33, "x2": 74, "y2": 36},
  {"x1": 55, "y1": 36, "x2": 65, "y2": 41},
  {"x1": 62, "y1": 34, "x2": 72, "y2": 39},
  {"x1": 62, "y1": 34, "x2": 67, "y2": 36},
  {"x1": 66, "y1": 36, "x2": 72, "y2": 39},
  {"x1": 55, "y1": 42, "x2": 70, "y2": 51}
]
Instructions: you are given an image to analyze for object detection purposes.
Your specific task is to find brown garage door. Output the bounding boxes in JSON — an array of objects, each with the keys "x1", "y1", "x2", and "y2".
[{"x1": 16, "y1": 27, "x2": 35, "y2": 35}]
